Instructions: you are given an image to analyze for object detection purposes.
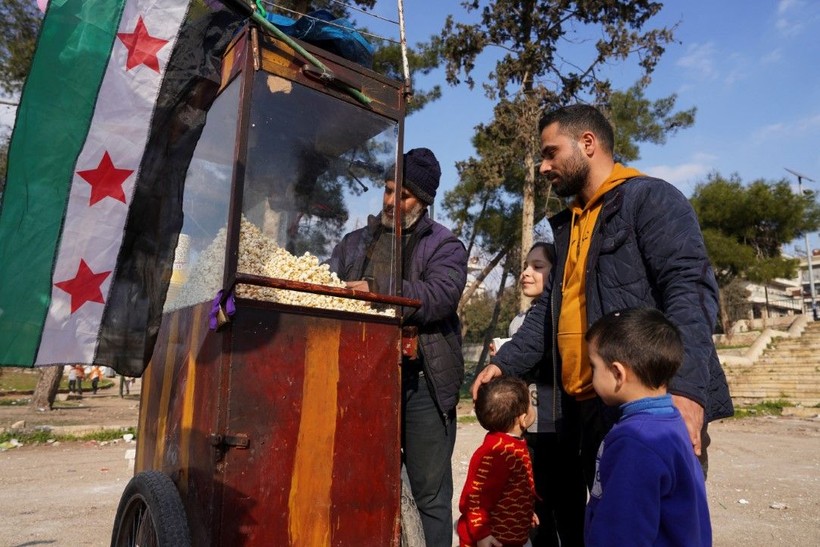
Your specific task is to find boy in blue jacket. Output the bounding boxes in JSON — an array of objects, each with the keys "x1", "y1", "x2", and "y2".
[{"x1": 584, "y1": 308, "x2": 711, "y2": 546}]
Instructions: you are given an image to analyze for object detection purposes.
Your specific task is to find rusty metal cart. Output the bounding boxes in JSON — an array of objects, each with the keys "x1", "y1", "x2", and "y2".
[{"x1": 110, "y1": 20, "x2": 420, "y2": 546}]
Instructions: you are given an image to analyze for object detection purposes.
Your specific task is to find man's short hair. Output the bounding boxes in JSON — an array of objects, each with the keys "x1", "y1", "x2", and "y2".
[
  {"x1": 585, "y1": 308, "x2": 683, "y2": 389},
  {"x1": 538, "y1": 104, "x2": 615, "y2": 156},
  {"x1": 475, "y1": 376, "x2": 530, "y2": 433}
]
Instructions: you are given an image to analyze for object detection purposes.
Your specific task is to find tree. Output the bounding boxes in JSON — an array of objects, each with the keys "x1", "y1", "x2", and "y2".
[
  {"x1": 0, "y1": 0, "x2": 41, "y2": 96},
  {"x1": 438, "y1": 1, "x2": 698, "y2": 312},
  {"x1": 0, "y1": 0, "x2": 43, "y2": 195},
  {"x1": 607, "y1": 84, "x2": 695, "y2": 162},
  {"x1": 371, "y1": 36, "x2": 442, "y2": 115},
  {"x1": 31, "y1": 365, "x2": 64, "y2": 410},
  {"x1": 271, "y1": 0, "x2": 442, "y2": 114},
  {"x1": 690, "y1": 172, "x2": 820, "y2": 331},
  {"x1": 438, "y1": 0, "x2": 679, "y2": 292}
]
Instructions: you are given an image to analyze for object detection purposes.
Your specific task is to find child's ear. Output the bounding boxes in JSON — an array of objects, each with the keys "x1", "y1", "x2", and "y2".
[{"x1": 611, "y1": 361, "x2": 627, "y2": 390}]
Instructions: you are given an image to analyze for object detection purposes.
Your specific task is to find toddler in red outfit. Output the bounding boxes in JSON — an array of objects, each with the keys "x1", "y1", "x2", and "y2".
[{"x1": 457, "y1": 376, "x2": 538, "y2": 547}]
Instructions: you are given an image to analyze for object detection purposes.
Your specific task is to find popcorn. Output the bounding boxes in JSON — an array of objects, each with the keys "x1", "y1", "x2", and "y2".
[{"x1": 166, "y1": 217, "x2": 394, "y2": 317}]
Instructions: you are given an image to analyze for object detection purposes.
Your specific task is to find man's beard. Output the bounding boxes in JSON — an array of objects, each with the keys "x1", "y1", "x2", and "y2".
[
  {"x1": 381, "y1": 201, "x2": 426, "y2": 229},
  {"x1": 550, "y1": 147, "x2": 590, "y2": 198}
]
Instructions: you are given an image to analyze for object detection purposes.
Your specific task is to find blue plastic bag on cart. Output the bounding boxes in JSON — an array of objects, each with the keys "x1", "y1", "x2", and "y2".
[{"x1": 264, "y1": 9, "x2": 374, "y2": 68}]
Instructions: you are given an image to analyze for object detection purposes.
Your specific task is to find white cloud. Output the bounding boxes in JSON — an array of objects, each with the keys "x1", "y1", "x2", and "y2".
[
  {"x1": 776, "y1": 0, "x2": 807, "y2": 36},
  {"x1": 676, "y1": 43, "x2": 748, "y2": 87},
  {"x1": 642, "y1": 157, "x2": 716, "y2": 195},
  {"x1": 752, "y1": 113, "x2": 820, "y2": 143},
  {"x1": 676, "y1": 42, "x2": 719, "y2": 80},
  {"x1": 761, "y1": 48, "x2": 784, "y2": 64}
]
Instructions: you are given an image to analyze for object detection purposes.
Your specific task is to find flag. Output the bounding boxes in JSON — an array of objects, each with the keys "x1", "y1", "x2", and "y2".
[{"x1": 0, "y1": 0, "x2": 242, "y2": 376}]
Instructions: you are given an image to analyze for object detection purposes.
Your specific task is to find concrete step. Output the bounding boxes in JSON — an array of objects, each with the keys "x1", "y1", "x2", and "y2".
[
  {"x1": 725, "y1": 319, "x2": 820, "y2": 407},
  {"x1": 756, "y1": 360, "x2": 820, "y2": 367},
  {"x1": 731, "y1": 396, "x2": 820, "y2": 407}
]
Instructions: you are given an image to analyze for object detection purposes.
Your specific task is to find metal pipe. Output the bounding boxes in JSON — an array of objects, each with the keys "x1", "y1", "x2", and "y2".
[
  {"x1": 397, "y1": 0, "x2": 413, "y2": 98},
  {"x1": 786, "y1": 167, "x2": 817, "y2": 318}
]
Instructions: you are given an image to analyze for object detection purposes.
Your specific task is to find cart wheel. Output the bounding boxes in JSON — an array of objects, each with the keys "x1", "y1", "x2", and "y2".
[
  {"x1": 400, "y1": 466, "x2": 426, "y2": 547},
  {"x1": 110, "y1": 470, "x2": 191, "y2": 547}
]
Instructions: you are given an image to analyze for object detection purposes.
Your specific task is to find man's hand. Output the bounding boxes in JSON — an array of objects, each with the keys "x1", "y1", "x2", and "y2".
[
  {"x1": 477, "y1": 534, "x2": 502, "y2": 547},
  {"x1": 471, "y1": 364, "x2": 503, "y2": 400},
  {"x1": 672, "y1": 394, "x2": 705, "y2": 456},
  {"x1": 345, "y1": 280, "x2": 370, "y2": 291}
]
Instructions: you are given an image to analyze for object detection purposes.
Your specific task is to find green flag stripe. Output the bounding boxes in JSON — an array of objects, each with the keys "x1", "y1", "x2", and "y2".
[{"x1": 0, "y1": 1, "x2": 127, "y2": 365}]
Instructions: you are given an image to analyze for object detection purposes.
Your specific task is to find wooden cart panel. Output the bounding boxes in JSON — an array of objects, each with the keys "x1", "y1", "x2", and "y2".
[{"x1": 137, "y1": 300, "x2": 401, "y2": 546}]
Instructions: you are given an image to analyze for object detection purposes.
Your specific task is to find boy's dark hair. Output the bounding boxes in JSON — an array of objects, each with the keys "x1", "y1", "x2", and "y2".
[
  {"x1": 585, "y1": 308, "x2": 683, "y2": 389},
  {"x1": 538, "y1": 104, "x2": 615, "y2": 156},
  {"x1": 475, "y1": 376, "x2": 530, "y2": 433}
]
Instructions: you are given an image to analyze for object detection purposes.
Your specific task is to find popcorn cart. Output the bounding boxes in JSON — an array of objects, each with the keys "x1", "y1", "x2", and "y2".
[{"x1": 110, "y1": 20, "x2": 420, "y2": 546}]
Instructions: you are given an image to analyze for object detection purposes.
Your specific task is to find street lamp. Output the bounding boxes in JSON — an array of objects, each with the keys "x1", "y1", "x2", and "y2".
[{"x1": 786, "y1": 167, "x2": 817, "y2": 319}]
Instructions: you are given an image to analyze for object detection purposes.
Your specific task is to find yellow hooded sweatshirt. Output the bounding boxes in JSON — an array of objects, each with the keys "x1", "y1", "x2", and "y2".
[{"x1": 557, "y1": 163, "x2": 644, "y2": 400}]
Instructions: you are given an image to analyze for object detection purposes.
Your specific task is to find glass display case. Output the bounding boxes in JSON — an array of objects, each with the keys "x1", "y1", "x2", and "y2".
[
  {"x1": 164, "y1": 26, "x2": 406, "y2": 317},
  {"x1": 127, "y1": 24, "x2": 416, "y2": 547}
]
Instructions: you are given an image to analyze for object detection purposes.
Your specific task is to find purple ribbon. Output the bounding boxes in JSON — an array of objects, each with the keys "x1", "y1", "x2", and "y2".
[{"x1": 209, "y1": 289, "x2": 236, "y2": 331}]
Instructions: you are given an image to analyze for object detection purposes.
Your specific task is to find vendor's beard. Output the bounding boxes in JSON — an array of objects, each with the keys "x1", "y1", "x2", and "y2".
[{"x1": 381, "y1": 201, "x2": 426, "y2": 230}]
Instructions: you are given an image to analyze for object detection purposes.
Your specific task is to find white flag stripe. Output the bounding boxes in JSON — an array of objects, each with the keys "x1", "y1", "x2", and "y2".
[{"x1": 36, "y1": 0, "x2": 189, "y2": 364}]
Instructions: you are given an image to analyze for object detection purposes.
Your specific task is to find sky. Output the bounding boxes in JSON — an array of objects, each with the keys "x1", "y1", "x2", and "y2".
[
  {"x1": 368, "y1": 0, "x2": 820, "y2": 255},
  {"x1": 2, "y1": 0, "x2": 819, "y2": 252}
]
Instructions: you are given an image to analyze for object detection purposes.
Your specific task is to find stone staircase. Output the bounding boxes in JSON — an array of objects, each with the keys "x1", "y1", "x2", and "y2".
[{"x1": 723, "y1": 319, "x2": 820, "y2": 407}]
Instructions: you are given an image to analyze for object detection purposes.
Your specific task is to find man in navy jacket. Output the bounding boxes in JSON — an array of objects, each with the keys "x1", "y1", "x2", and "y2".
[{"x1": 474, "y1": 105, "x2": 733, "y2": 491}]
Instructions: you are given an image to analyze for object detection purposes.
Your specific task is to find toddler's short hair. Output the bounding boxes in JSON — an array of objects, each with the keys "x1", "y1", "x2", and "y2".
[
  {"x1": 585, "y1": 307, "x2": 683, "y2": 389},
  {"x1": 475, "y1": 376, "x2": 530, "y2": 433}
]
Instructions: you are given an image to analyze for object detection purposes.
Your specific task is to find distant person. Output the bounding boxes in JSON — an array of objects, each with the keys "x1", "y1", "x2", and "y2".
[
  {"x1": 119, "y1": 375, "x2": 131, "y2": 398},
  {"x1": 73, "y1": 365, "x2": 85, "y2": 397},
  {"x1": 584, "y1": 308, "x2": 711, "y2": 546},
  {"x1": 89, "y1": 366, "x2": 103, "y2": 394},
  {"x1": 328, "y1": 148, "x2": 468, "y2": 545},
  {"x1": 457, "y1": 376, "x2": 537, "y2": 547},
  {"x1": 488, "y1": 242, "x2": 585, "y2": 546},
  {"x1": 67, "y1": 365, "x2": 78, "y2": 394}
]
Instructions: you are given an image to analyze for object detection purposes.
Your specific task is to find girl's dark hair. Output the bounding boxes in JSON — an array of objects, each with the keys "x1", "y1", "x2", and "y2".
[
  {"x1": 475, "y1": 376, "x2": 530, "y2": 433},
  {"x1": 585, "y1": 308, "x2": 683, "y2": 389},
  {"x1": 529, "y1": 241, "x2": 555, "y2": 265}
]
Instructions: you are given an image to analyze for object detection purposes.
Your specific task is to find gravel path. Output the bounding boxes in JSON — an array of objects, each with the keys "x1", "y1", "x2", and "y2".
[{"x1": 2, "y1": 389, "x2": 818, "y2": 546}]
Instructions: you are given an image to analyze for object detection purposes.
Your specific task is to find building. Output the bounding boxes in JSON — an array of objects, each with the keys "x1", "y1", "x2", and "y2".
[{"x1": 742, "y1": 251, "x2": 820, "y2": 321}]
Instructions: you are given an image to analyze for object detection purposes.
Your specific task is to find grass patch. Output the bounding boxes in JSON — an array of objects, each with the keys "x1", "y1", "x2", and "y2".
[
  {"x1": 458, "y1": 414, "x2": 478, "y2": 425},
  {"x1": 0, "y1": 368, "x2": 115, "y2": 394},
  {"x1": 0, "y1": 426, "x2": 137, "y2": 445},
  {"x1": 732, "y1": 399, "x2": 792, "y2": 418},
  {"x1": 0, "y1": 397, "x2": 31, "y2": 406}
]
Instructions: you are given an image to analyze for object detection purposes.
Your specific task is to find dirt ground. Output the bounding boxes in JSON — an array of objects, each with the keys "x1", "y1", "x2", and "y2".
[{"x1": 1, "y1": 387, "x2": 819, "y2": 546}]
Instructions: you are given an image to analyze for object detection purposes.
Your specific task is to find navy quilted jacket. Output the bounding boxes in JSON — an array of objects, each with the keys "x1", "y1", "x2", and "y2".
[
  {"x1": 550, "y1": 176, "x2": 733, "y2": 421},
  {"x1": 328, "y1": 211, "x2": 468, "y2": 415}
]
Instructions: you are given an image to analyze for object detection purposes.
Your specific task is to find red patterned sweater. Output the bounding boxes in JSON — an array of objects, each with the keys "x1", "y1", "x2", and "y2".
[{"x1": 457, "y1": 432, "x2": 536, "y2": 546}]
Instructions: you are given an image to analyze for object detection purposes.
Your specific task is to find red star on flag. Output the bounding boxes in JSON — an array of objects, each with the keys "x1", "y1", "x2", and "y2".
[
  {"x1": 117, "y1": 16, "x2": 169, "y2": 72},
  {"x1": 54, "y1": 260, "x2": 113, "y2": 314},
  {"x1": 76, "y1": 151, "x2": 133, "y2": 206}
]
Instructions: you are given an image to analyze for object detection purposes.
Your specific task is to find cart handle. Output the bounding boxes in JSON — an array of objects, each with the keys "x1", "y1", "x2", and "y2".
[{"x1": 232, "y1": 272, "x2": 422, "y2": 309}]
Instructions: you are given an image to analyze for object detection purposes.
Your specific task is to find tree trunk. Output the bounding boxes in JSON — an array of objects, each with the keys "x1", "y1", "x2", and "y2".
[
  {"x1": 519, "y1": 150, "x2": 536, "y2": 312},
  {"x1": 30, "y1": 365, "x2": 64, "y2": 411},
  {"x1": 458, "y1": 246, "x2": 509, "y2": 316},
  {"x1": 717, "y1": 288, "x2": 733, "y2": 341},
  {"x1": 476, "y1": 260, "x2": 513, "y2": 372}
]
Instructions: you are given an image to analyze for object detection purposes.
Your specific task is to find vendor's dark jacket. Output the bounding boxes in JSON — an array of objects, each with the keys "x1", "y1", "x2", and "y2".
[
  {"x1": 494, "y1": 175, "x2": 733, "y2": 425},
  {"x1": 328, "y1": 211, "x2": 468, "y2": 415}
]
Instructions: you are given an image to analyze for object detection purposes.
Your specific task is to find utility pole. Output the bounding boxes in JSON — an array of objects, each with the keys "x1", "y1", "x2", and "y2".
[{"x1": 786, "y1": 167, "x2": 817, "y2": 319}]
